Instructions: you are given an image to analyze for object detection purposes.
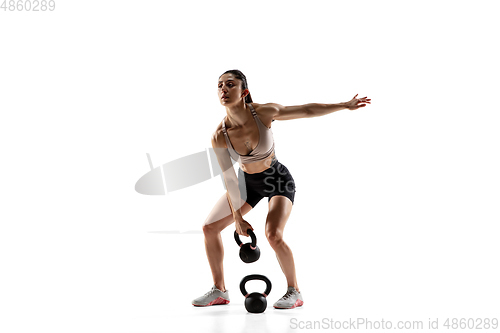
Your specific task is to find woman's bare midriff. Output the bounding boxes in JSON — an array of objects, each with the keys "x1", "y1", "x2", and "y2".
[{"x1": 240, "y1": 152, "x2": 277, "y2": 174}]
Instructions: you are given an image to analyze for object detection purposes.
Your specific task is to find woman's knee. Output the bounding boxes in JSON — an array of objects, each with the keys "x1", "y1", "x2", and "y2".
[
  {"x1": 265, "y1": 228, "x2": 283, "y2": 248},
  {"x1": 203, "y1": 222, "x2": 221, "y2": 236}
]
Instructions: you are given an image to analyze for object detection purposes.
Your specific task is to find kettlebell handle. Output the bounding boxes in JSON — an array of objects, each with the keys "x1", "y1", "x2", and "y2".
[
  {"x1": 240, "y1": 274, "x2": 272, "y2": 297},
  {"x1": 234, "y1": 229, "x2": 257, "y2": 249}
]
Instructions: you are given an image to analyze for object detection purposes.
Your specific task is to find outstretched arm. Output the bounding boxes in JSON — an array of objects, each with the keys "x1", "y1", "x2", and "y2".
[
  {"x1": 268, "y1": 94, "x2": 371, "y2": 121},
  {"x1": 309, "y1": 94, "x2": 372, "y2": 117}
]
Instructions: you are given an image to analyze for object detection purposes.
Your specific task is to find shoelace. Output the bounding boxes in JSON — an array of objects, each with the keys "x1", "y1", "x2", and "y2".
[
  {"x1": 204, "y1": 286, "x2": 226, "y2": 297},
  {"x1": 204, "y1": 287, "x2": 216, "y2": 297},
  {"x1": 281, "y1": 290, "x2": 295, "y2": 300}
]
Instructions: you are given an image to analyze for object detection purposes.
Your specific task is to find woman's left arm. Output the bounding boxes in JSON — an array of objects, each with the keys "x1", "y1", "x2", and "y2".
[
  {"x1": 269, "y1": 94, "x2": 371, "y2": 121},
  {"x1": 308, "y1": 94, "x2": 371, "y2": 118}
]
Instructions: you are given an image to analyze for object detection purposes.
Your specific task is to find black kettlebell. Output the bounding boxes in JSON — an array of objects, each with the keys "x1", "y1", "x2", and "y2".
[
  {"x1": 240, "y1": 274, "x2": 272, "y2": 313},
  {"x1": 234, "y1": 229, "x2": 260, "y2": 263}
]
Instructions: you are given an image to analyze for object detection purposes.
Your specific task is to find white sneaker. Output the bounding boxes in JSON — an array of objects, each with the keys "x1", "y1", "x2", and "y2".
[
  {"x1": 273, "y1": 287, "x2": 304, "y2": 309},
  {"x1": 192, "y1": 285, "x2": 230, "y2": 307}
]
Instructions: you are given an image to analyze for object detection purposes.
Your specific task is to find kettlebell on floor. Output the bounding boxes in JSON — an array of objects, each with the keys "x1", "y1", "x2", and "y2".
[{"x1": 240, "y1": 274, "x2": 272, "y2": 313}]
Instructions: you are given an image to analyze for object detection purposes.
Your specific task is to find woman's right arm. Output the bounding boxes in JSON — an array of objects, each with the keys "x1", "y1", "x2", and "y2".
[{"x1": 211, "y1": 131, "x2": 251, "y2": 234}]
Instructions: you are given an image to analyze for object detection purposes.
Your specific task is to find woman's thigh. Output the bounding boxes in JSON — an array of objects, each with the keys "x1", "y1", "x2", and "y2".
[{"x1": 203, "y1": 193, "x2": 253, "y2": 233}]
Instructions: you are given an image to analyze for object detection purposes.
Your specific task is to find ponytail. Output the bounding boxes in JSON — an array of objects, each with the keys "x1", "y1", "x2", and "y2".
[{"x1": 245, "y1": 91, "x2": 253, "y2": 103}]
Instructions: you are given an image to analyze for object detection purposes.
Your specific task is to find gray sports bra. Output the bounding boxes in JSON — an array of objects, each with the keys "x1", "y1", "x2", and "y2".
[{"x1": 221, "y1": 103, "x2": 275, "y2": 164}]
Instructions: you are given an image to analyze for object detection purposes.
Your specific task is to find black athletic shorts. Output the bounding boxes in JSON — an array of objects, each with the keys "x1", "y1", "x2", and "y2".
[{"x1": 237, "y1": 159, "x2": 296, "y2": 208}]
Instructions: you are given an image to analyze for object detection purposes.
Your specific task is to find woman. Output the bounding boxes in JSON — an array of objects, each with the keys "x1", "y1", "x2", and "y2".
[{"x1": 192, "y1": 69, "x2": 371, "y2": 309}]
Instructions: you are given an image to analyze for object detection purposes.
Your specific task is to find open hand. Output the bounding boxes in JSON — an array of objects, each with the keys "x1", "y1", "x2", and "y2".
[{"x1": 345, "y1": 94, "x2": 371, "y2": 110}]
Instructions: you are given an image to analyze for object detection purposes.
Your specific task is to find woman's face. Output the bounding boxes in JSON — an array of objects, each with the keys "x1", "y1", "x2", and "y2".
[{"x1": 218, "y1": 73, "x2": 247, "y2": 105}]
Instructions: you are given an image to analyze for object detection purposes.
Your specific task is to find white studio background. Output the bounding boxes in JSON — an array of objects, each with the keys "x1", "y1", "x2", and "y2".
[{"x1": 1, "y1": 1, "x2": 499, "y2": 333}]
